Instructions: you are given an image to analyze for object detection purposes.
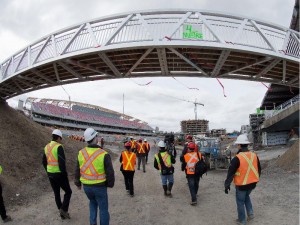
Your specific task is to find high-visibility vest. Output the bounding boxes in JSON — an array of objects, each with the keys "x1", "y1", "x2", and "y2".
[
  {"x1": 155, "y1": 152, "x2": 172, "y2": 173},
  {"x1": 234, "y1": 152, "x2": 259, "y2": 186},
  {"x1": 44, "y1": 141, "x2": 61, "y2": 173},
  {"x1": 137, "y1": 143, "x2": 145, "y2": 154},
  {"x1": 121, "y1": 151, "x2": 136, "y2": 171},
  {"x1": 144, "y1": 143, "x2": 150, "y2": 152},
  {"x1": 78, "y1": 147, "x2": 107, "y2": 185},
  {"x1": 130, "y1": 140, "x2": 135, "y2": 149},
  {"x1": 184, "y1": 152, "x2": 202, "y2": 175}
]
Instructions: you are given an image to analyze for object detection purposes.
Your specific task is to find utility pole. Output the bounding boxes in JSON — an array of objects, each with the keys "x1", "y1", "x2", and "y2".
[{"x1": 123, "y1": 93, "x2": 125, "y2": 120}]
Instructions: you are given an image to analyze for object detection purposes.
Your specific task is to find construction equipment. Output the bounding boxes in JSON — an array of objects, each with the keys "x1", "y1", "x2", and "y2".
[
  {"x1": 196, "y1": 137, "x2": 231, "y2": 169},
  {"x1": 179, "y1": 98, "x2": 204, "y2": 120}
]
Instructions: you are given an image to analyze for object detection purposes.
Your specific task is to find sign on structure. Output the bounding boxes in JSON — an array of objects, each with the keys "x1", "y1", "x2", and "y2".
[{"x1": 183, "y1": 24, "x2": 203, "y2": 40}]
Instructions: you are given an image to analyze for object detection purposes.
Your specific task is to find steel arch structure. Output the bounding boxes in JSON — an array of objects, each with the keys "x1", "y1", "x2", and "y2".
[{"x1": 0, "y1": 9, "x2": 299, "y2": 100}]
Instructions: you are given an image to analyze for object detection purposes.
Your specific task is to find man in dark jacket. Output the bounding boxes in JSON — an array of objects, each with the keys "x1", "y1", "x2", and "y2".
[
  {"x1": 74, "y1": 128, "x2": 115, "y2": 225},
  {"x1": 0, "y1": 165, "x2": 12, "y2": 223},
  {"x1": 224, "y1": 134, "x2": 261, "y2": 225},
  {"x1": 42, "y1": 129, "x2": 72, "y2": 219}
]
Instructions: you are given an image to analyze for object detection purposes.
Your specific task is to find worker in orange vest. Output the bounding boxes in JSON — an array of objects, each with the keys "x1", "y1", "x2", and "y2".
[
  {"x1": 136, "y1": 138, "x2": 147, "y2": 172},
  {"x1": 180, "y1": 135, "x2": 198, "y2": 162},
  {"x1": 120, "y1": 142, "x2": 136, "y2": 197},
  {"x1": 143, "y1": 139, "x2": 150, "y2": 164},
  {"x1": 181, "y1": 142, "x2": 203, "y2": 206},
  {"x1": 129, "y1": 137, "x2": 136, "y2": 152},
  {"x1": 224, "y1": 134, "x2": 261, "y2": 225}
]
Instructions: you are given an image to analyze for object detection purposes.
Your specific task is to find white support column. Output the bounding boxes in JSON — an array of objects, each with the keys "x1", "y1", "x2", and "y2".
[
  {"x1": 250, "y1": 20, "x2": 277, "y2": 52},
  {"x1": 32, "y1": 36, "x2": 51, "y2": 65},
  {"x1": 197, "y1": 12, "x2": 224, "y2": 43},
  {"x1": 125, "y1": 48, "x2": 154, "y2": 76},
  {"x1": 157, "y1": 48, "x2": 169, "y2": 75},
  {"x1": 98, "y1": 53, "x2": 122, "y2": 77},
  {"x1": 102, "y1": 14, "x2": 134, "y2": 46},
  {"x1": 61, "y1": 24, "x2": 86, "y2": 54},
  {"x1": 86, "y1": 22, "x2": 100, "y2": 47},
  {"x1": 165, "y1": 12, "x2": 192, "y2": 40},
  {"x1": 211, "y1": 50, "x2": 230, "y2": 77},
  {"x1": 169, "y1": 48, "x2": 208, "y2": 76}
]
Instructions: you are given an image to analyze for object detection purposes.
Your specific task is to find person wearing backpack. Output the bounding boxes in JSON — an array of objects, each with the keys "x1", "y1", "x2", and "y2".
[
  {"x1": 224, "y1": 134, "x2": 261, "y2": 225},
  {"x1": 181, "y1": 142, "x2": 204, "y2": 206},
  {"x1": 154, "y1": 141, "x2": 176, "y2": 197}
]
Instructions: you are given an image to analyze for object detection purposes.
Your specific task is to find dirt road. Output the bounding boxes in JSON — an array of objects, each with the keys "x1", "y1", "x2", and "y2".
[{"x1": 4, "y1": 147, "x2": 299, "y2": 225}]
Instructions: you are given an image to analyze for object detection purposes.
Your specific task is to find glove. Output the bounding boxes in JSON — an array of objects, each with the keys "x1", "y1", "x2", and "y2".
[{"x1": 225, "y1": 186, "x2": 230, "y2": 194}]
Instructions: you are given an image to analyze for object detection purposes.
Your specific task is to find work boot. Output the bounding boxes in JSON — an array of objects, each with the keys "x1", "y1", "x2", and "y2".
[
  {"x1": 235, "y1": 219, "x2": 246, "y2": 225},
  {"x1": 247, "y1": 214, "x2": 254, "y2": 221},
  {"x1": 3, "y1": 215, "x2": 12, "y2": 223},
  {"x1": 163, "y1": 185, "x2": 168, "y2": 196},
  {"x1": 167, "y1": 183, "x2": 173, "y2": 197},
  {"x1": 190, "y1": 201, "x2": 197, "y2": 206},
  {"x1": 59, "y1": 209, "x2": 71, "y2": 219}
]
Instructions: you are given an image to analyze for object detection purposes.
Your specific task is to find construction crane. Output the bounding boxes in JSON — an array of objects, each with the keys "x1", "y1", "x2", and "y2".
[{"x1": 159, "y1": 93, "x2": 204, "y2": 120}]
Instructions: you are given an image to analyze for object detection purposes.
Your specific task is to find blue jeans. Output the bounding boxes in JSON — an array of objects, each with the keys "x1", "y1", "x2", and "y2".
[
  {"x1": 187, "y1": 176, "x2": 200, "y2": 202},
  {"x1": 83, "y1": 185, "x2": 109, "y2": 225},
  {"x1": 235, "y1": 188, "x2": 254, "y2": 224},
  {"x1": 160, "y1": 174, "x2": 174, "y2": 185}
]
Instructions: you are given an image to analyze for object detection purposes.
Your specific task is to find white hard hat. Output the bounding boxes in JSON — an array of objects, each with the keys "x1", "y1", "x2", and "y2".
[
  {"x1": 235, "y1": 134, "x2": 250, "y2": 145},
  {"x1": 84, "y1": 128, "x2": 98, "y2": 142},
  {"x1": 144, "y1": 139, "x2": 147, "y2": 142},
  {"x1": 158, "y1": 140, "x2": 165, "y2": 148},
  {"x1": 52, "y1": 129, "x2": 62, "y2": 138}
]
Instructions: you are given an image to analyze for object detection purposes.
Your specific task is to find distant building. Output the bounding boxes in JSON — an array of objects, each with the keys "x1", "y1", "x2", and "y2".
[
  {"x1": 211, "y1": 129, "x2": 226, "y2": 137},
  {"x1": 240, "y1": 125, "x2": 250, "y2": 134},
  {"x1": 181, "y1": 119, "x2": 209, "y2": 134}
]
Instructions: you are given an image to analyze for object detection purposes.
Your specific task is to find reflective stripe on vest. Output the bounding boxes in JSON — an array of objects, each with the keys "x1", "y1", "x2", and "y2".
[
  {"x1": 79, "y1": 148, "x2": 106, "y2": 183},
  {"x1": 234, "y1": 152, "x2": 259, "y2": 186},
  {"x1": 122, "y1": 151, "x2": 136, "y2": 171},
  {"x1": 144, "y1": 143, "x2": 150, "y2": 151},
  {"x1": 155, "y1": 152, "x2": 172, "y2": 173},
  {"x1": 44, "y1": 141, "x2": 61, "y2": 173},
  {"x1": 184, "y1": 152, "x2": 201, "y2": 175},
  {"x1": 137, "y1": 143, "x2": 145, "y2": 153}
]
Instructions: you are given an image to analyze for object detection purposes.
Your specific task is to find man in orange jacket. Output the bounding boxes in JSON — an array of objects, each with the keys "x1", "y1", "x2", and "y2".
[{"x1": 224, "y1": 134, "x2": 261, "y2": 225}]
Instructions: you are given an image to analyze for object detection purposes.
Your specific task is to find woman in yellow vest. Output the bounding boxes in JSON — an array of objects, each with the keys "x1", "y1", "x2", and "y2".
[
  {"x1": 74, "y1": 128, "x2": 115, "y2": 225},
  {"x1": 0, "y1": 165, "x2": 12, "y2": 222},
  {"x1": 224, "y1": 134, "x2": 261, "y2": 225},
  {"x1": 42, "y1": 129, "x2": 72, "y2": 220},
  {"x1": 120, "y1": 142, "x2": 136, "y2": 197}
]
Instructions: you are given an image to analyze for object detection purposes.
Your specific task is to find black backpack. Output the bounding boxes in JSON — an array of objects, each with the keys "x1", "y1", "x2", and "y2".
[
  {"x1": 194, "y1": 153, "x2": 208, "y2": 178},
  {"x1": 158, "y1": 153, "x2": 174, "y2": 175}
]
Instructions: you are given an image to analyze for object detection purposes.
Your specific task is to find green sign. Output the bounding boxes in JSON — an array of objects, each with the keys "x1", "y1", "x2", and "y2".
[{"x1": 183, "y1": 24, "x2": 203, "y2": 40}]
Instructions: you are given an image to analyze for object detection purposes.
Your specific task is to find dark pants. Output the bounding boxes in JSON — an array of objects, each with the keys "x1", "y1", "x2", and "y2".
[
  {"x1": 122, "y1": 171, "x2": 135, "y2": 195},
  {"x1": 187, "y1": 176, "x2": 200, "y2": 202},
  {"x1": 137, "y1": 156, "x2": 146, "y2": 172},
  {"x1": 0, "y1": 183, "x2": 8, "y2": 220},
  {"x1": 48, "y1": 173, "x2": 72, "y2": 212},
  {"x1": 146, "y1": 153, "x2": 149, "y2": 163}
]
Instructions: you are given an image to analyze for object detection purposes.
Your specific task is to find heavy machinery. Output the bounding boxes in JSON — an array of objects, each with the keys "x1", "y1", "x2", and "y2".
[{"x1": 196, "y1": 137, "x2": 231, "y2": 169}]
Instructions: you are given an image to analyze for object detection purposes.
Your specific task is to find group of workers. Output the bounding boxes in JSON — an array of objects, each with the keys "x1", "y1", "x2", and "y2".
[{"x1": 0, "y1": 129, "x2": 260, "y2": 225}]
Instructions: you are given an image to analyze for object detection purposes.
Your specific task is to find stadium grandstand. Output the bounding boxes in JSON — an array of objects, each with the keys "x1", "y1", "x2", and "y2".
[{"x1": 24, "y1": 97, "x2": 153, "y2": 137}]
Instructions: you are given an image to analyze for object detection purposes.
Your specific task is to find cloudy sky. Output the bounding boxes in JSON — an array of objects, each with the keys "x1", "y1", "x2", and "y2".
[{"x1": 0, "y1": 0, "x2": 295, "y2": 132}]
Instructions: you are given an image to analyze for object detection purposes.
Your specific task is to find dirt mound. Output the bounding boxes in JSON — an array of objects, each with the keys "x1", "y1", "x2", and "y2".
[
  {"x1": 0, "y1": 101, "x2": 115, "y2": 207},
  {"x1": 275, "y1": 140, "x2": 299, "y2": 173}
]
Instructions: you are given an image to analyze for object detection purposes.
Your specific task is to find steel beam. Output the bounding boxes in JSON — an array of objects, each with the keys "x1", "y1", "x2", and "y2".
[
  {"x1": 53, "y1": 63, "x2": 60, "y2": 82},
  {"x1": 31, "y1": 69, "x2": 56, "y2": 84},
  {"x1": 157, "y1": 48, "x2": 169, "y2": 75},
  {"x1": 282, "y1": 60, "x2": 286, "y2": 83},
  {"x1": 14, "y1": 49, "x2": 28, "y2": 73},
  {"x1": 19, "y1": 75, "x2": 45, "y2": 84},
  {"x1": 166, "y1": 12, "x2": 192, "y2": 40},
  {"x1": 136, "y1": 14, "x2": 154, "y2": 40},
  {"x1": 13, "y1": 80, "x2": 24, "y2": 91},
  {"x1": 231, "y1": 19, "x2": 248, "y2": 43},
  {"x1": 169, "y1": 48, "x2": 208, "y2": 76},
  {"x1": 86, "y1": 22, "x2": 99, "y2": 47},
  {"x1": 211, "y1": 50, "x2": 230, "y2": 77},
  {"x1": 32, "y1": 36, "x2": 51, "y2": 64},
  {"x1": 57, "y1": 62, "x2": 84, "y2": 79},
  {"x1": 2, "y1": 59, "x2": 11, "y2": 79},
  {"x1": 287, "y1": 76, "x2": 299, "y2": 85},
  {"x1": 125, "y1": 48, "x2": 154, "y2": 76},
  {"x1": 65, "y1": 59, "x2": 107, "y2": 75},
  {"x1": 255, "y1": 59, "x2": 281, "y2": 79},
  {"x1": 98, "y1": 53, "x2": 122, "y2": 77}
]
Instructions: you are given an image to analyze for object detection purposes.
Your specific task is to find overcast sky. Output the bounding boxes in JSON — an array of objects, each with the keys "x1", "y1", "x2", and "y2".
[{"x1": 0, "y1": 0, "x2": 295, "y2": 132}]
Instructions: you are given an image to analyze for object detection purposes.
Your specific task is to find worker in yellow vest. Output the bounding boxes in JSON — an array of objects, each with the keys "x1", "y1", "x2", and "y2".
[
  {"x1": 42, "y1": 129, "x2": 72, "y2": 219},
  {"x1": 224, "y1": 134, "x2": 261, "y2": 225},
  {"x1": 182, "y1": 142, "x2": 204, "y2": 205},
  {"x1": 154, "y1": 141, "x2": 175, "y2": 197},
  {"x1": 136, "y1": 138, "x2": 147, "y2": 172},
  {"x1": 143, "y1": 139, "x2": 150, "y2": 164},
  {"x1": 120, "y1": 142, "x2": 136, "y2": 197},
  {"x1": 74, "y1": 128, "x2": 115, "y2": 225},
  {"x1": 0, "y1": 165, "x2": 12, "y2": 223}
]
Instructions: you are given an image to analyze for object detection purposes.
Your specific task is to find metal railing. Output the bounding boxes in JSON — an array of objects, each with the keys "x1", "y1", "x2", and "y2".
[{"x1": 1, "y1": 9, "x2": 299, "y2": 82}]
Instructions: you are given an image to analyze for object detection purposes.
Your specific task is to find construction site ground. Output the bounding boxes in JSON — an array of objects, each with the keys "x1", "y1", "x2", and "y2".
[{"x1": 0, "y1": 103, "x2": 299, "y2": 225}]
